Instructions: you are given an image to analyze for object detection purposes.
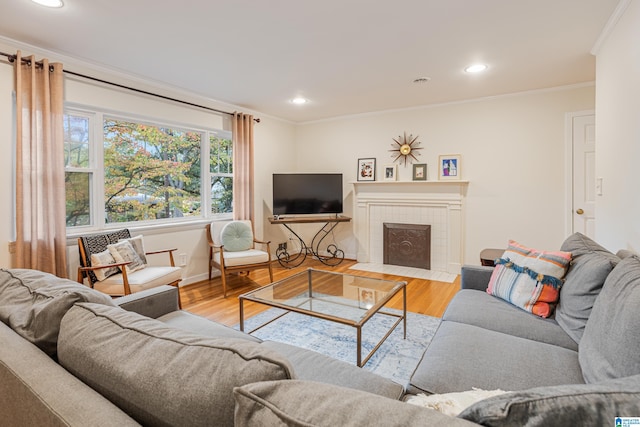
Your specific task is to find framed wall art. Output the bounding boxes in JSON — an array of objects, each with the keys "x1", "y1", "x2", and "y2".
[
  {"x1": 383, "y1": 164, "x2": 397, "y2": 181},
  {"x1": 412, "y1": 163, "x2": 427, "y2": 181},
  {"x1": 357, "y1": 158, "x2": 376, "y2": 181},
  {"x1": 438, "y1": 154, "x2": 461, "y2": 180}
]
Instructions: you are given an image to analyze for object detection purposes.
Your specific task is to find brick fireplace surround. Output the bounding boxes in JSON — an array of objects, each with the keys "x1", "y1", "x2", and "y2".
[{"x1": 352, "y1": 181, "x2": 468, "y2": 275}]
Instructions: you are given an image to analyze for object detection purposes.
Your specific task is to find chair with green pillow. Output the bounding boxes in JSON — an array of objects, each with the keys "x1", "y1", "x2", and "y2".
[
  {"x1": 77, "y1": 229, "x2": 183, "y2": 306},
  {"x1": 206, "y1": 220, "x2": 273, "y2": 297}
]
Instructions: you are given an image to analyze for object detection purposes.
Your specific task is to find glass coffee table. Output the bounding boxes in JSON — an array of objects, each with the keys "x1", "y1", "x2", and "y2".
[{"x1": 239, "y1": 268, "x2": 407, "y2": 367}]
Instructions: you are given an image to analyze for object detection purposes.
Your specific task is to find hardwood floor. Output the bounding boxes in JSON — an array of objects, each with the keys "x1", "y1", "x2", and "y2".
[{"x1": 179, "y1": 259, "x2": 460, "y2": 326}]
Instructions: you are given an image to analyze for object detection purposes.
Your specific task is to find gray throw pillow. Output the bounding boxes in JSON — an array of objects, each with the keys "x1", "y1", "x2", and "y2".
[
  {"x1": 458, "y1": 374, "x2": 640, "y2": 427},
  {"x1": 579, "y1": 256, "x2": 640, "y2": 383},
  {"x1": 556, "y1": 233, "x2": 619, "y2": 343},
  {"x1": 0, "y1": 268, "x2": 115, "y2": 358},
  {"x1": 58, "y1": 303, "x2": 295, "y2": 427}
]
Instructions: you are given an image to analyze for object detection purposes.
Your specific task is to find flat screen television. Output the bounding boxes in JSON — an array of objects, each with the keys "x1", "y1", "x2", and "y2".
[{"x1": 273, "y1": 173, "x2": 343, "y2": 216}]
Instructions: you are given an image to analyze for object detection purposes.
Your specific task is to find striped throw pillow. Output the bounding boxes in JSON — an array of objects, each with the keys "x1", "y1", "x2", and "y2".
[{"x1": 487, "y1": 240, "x2": 572, "y2": 318}]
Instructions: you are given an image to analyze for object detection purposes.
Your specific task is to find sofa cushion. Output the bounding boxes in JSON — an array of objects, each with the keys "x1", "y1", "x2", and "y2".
[
  {"x1": 443, "y1": 289, "x2": 577, "y2": 351},
  {"x1": 95, "y1": 266, "x2": 183, "y2": 296},
  {"x1": 58, "y1": 303, "x2": 295, "y2": 427},
  {"x1": 0, "y1": 268, "x2": 115, "y2": 358},
  {"x1": 408, "y1": 321, "x2": 584, "y2": 395},
  {"x1": 459, "y1": 374, "x2": 640, "y2": 427},
  {"x1": 0, "y1": 322, "x2": 139, "y2": 426},
  {"x1": 213, "y1": 248, "x2": 270, "y2": 267},
  {"x1": 556, "y1": 232, "x2": 619, "y2": 344},
  {"x1": 579, "y1": 256, "x2": 640, "y2": 383},
  {"x1": 487, "y1": 240, "x2": 571, "y2": 318},
  {"x1": 157, "y1": 310, "x2": 262, "y2": 343},
  {"x1": 233, "y1": 380, "x2": 479, "y2": 427},
  {"x1": 261, "y1": 340, "x2": 404, "y2": 400},
  {"x1": 220, "y1": 220, "x2": 253, "y2": 252}
]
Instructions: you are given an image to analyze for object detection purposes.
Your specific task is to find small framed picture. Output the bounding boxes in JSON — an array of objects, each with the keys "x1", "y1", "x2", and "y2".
[
  {"x1": 412, "y1": 163, "x2": 427, "y2": 181},
  {"x1": 357, "y1": 158, "x2": 376, "y2": 181},
  {"x1": 438, "y1": 154, "x2": 461, "y2": 180},
  {"x1": 358, "y1": 287, "x2": 377, "y2": 309},
  {"x1": 383, "y1": 164, "x2": 397, "y2": 181}
]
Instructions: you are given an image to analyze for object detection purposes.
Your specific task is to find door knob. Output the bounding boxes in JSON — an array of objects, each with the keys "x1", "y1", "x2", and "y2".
[{"x1": 576, "y1": 209, "x2": 584, "y2": 215}]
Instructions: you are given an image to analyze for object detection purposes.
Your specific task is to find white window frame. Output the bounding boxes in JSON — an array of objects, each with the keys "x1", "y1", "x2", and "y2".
[{"x1": 64, "y1": 105, "x2": 233, "y2": 234}]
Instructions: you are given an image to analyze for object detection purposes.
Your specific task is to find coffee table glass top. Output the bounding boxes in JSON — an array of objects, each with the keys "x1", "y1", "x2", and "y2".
[{"x1": 240, "y1": 268, "x2": 405, "y2": 325}]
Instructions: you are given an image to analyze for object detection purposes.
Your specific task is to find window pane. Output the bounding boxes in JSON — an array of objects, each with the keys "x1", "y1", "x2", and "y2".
[
  {"x1": 210, "y1": 134, "x2": 233, "y2": 214},
  {"x1": 65, "y1": 172, "x2": 91, "y2": 226},
  {"x1": 103, "y1": 119, "x2": 202, "y2": 223},
  {"x1": 211, "y1": 175, "x2": 233, "y2": 214},
  {"x1": 64, "y1": 114, "x2": 90, "y2": 168},
  {"x1": 210, "y1": 135, "x2": 233, "y2": 174}
]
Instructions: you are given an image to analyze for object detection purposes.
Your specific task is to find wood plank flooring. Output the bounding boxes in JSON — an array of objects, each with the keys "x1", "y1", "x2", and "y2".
[{"x1": 180, "y1": 259, "x2": 460, "y2": 326}]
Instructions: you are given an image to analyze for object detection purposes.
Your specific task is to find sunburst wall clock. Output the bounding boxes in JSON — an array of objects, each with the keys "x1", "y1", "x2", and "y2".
[{"x1": 390, "y1": 132, "x2": 423, "y2": 166}]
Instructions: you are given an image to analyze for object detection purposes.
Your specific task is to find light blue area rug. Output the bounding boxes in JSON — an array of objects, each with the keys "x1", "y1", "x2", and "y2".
[{"x1": 238, "y1": 308, "x2": 441, "y2": 387}]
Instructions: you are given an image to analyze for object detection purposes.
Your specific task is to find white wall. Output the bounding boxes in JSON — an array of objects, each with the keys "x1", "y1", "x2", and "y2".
[
  {"x1": 293, "y1": 86, "x2": 596, "y2": 265},
  {"x1": 594, "y1": 0, "x2": 640, "y2": 253}
]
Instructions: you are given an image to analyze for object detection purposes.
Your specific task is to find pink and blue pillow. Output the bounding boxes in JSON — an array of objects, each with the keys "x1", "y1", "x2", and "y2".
[{"x1": 487, "y1": 240, "x2": 572, "y2": 318}]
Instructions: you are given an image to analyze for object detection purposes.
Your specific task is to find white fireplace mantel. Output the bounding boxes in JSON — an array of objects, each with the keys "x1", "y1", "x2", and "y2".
[{"x1": 352, "y1": 180, "x2": 468, "y2": 274}]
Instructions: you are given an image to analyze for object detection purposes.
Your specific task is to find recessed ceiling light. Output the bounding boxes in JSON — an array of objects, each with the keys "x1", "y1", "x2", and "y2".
[
  {"x1": 290, "y1": 97, "x2": 308, "y2": 105},
  {"x1": 413, "y1": 77, "x2": 431, "y2": 84},
  {"x1": 32, "y1": 0, "x2": 64, "y2": 7},
  {"x1": 465, "y1": 64, "x2": 488, "y2": 73}
]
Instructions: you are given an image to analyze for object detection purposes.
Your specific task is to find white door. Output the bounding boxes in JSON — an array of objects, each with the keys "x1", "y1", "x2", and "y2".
[{"x1": 572, "y1": 114, "x2": 596, "y2": 238}]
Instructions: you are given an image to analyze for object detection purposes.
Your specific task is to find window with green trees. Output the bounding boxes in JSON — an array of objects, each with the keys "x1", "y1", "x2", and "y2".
[{"x1": 64, "y1": 110, "x2": 233, "y2": 228}]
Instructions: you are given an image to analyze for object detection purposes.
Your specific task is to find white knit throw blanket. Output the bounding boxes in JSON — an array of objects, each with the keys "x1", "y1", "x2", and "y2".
[{"x1": 405, "y1": 388, "x2": 509, "y2": 416}]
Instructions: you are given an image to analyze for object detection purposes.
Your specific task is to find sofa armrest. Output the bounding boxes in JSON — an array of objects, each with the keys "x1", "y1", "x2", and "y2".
[
  {"x1": 115, "y1": 285, "x2": 180, "y2": 318},
  {"x1": 460, "y1": 265, "x2": 494, "y2": 291}
]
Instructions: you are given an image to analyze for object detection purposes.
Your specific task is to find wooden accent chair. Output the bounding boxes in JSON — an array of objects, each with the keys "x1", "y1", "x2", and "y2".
[
  {"x1": 206, "y1": 220, "x2": 273, "y2": 297},
  {"x1": 77, "y1": 229, "x2": 182, "y2": 307}
]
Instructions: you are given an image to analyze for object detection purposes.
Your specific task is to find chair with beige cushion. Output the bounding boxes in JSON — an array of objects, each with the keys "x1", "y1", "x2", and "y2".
[
  {"x1": 206, "y1": 220, "x2": 273, "y2": 297},
  {"x1": 77, "y1": 229, "x2": 182, "y2": 307}
]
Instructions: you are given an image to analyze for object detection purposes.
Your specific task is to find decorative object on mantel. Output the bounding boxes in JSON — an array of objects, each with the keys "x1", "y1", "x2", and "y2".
[
  {"x1": 438, "y1": 154, "x2": 461, "y2": 180},
  {"x1": 390, "y1": 132, "x2": 423, "y2": 166},
  {"x1": 383, "y1": 164, "x2": 397, "y2": 181},
  {"x1": 357, "y1": 158, "x2": 376, "y2": 181},
  {"x1": 412, "y1": 163, "x2": 427, "y2": 181}
]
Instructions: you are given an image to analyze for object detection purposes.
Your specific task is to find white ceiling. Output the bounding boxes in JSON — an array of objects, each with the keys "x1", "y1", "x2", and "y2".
[{"x1": 0, "y1": 0, "x2": 620, "y2": 123}]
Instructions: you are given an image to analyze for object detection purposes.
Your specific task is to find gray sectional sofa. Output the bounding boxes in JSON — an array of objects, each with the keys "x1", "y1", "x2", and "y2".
[
  {"x1": 0, "y1": 268, "x2": 402, "y2": 426},
  {"x1": 1, "y1": 232, "x2": 640, "y2": 426}
]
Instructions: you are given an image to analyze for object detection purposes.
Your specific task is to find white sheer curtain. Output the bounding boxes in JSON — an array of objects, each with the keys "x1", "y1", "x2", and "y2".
[
  {"x1": 13, "y1": 50, "x2": 67, "y2": 276},
  {"x1": 232, "y1": 112, "x2": 255, "y2": 223}
]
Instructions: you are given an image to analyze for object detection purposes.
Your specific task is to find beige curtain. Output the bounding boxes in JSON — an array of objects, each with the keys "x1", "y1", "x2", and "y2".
[
  {"x1": 14, "y1": 51, "x2": 67, "y2": 277},
  {"x1": 232, "y1": 112, "x2": 255, "y2": 223}
]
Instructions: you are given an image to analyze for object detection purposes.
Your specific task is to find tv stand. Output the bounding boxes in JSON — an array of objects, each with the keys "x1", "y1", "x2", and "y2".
[{"x1": 268, "y1": 215, "x2": 351, "y2": 268}]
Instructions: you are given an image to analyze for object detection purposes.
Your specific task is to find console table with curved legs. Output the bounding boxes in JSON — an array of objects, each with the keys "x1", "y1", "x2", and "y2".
[{"x1": 268, "y1": 215, "x2": 352, "y2": 268}]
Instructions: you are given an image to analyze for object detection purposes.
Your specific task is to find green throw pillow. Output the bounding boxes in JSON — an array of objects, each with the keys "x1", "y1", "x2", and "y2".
[{"x1": 220, "y1": 221, "x2": 254, "y2": 252}]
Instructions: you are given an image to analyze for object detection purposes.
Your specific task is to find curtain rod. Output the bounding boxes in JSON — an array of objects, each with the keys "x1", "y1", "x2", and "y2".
[{"x1": 0, "y1": 51, "x2": 260, "y2": 123}]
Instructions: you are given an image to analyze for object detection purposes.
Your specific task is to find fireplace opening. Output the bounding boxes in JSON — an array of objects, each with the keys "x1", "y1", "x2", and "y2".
[{"x1": 383, "y1": 223, "x2": 431, "y2": 270}]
